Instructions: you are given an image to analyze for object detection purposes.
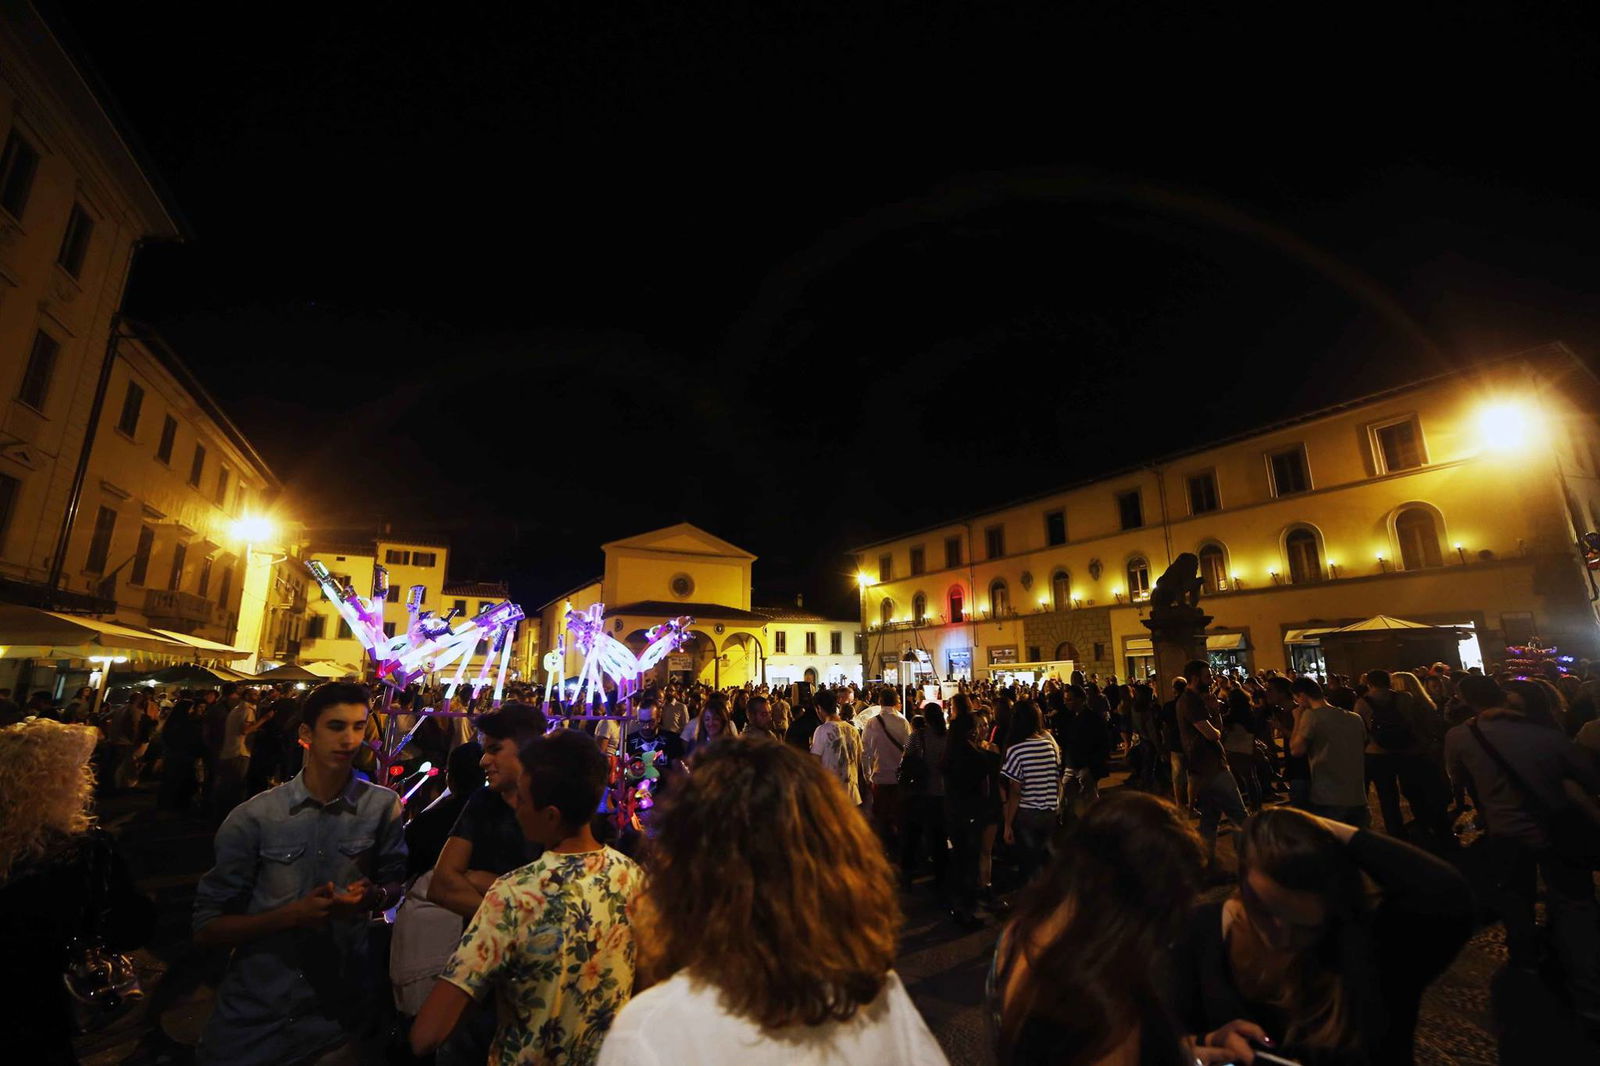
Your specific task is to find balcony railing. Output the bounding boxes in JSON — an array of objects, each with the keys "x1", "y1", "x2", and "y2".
[{"x1": 144, "y1": 588, "x2": 217, "y2": 633}]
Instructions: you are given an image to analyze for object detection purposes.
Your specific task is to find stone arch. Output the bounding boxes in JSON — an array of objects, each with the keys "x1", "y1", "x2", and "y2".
[{"x1": 1055, "y1": 641, "x2": 1080, "y2": 661}]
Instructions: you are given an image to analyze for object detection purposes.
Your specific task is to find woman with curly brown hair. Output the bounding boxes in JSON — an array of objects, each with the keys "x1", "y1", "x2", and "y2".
[
  {"x1": 0, "y1": 718, "x2": 154, "y2": 1063},
  {"x1": 598, "y1": 736, "x2": 947, "y2": 1065}
]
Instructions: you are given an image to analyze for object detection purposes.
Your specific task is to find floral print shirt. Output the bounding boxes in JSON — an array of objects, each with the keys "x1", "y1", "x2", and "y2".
[
  {"x1": 441, "y1": 846, "x2": 644, "y2": 1065},
  {"x1": 810, "y1": 718, "x2": 864, "y2": 804}
]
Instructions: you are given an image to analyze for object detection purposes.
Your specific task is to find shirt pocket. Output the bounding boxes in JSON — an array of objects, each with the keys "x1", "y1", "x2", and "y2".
[
  {"x1": 335, "y1": 836, "x2": 375, "y2": 884},
  {"x1": 257, "y1": 842, "x2": 307, "y2": 908}
]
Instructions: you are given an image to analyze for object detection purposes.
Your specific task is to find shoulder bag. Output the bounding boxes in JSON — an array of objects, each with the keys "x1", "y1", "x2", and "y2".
[
  {"x1": 63, "y1": 830, "x2": 144, "y2": 1031},
  {"x1": 1469, "y1": 720, "x2": 1600, "y2": 868}
]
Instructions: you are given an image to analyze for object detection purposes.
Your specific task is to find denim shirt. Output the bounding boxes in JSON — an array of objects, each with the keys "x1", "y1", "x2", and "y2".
[{"x1": 193, "y1": 771, "x2": 407, "y2": 1065}]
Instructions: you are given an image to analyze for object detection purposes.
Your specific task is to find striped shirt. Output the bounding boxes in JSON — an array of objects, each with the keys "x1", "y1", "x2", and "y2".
[{"x1": 1001, "y1": 735, "x2": 1062, "y2": 811}]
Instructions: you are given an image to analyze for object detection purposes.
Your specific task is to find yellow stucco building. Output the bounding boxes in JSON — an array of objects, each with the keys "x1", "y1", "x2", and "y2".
[
  {"x1": 538, "y1": 523, "x2": 860, "y2": 690},
  {"x1": 853, "y1": 346, "x2": 1600, "y2": 682}
]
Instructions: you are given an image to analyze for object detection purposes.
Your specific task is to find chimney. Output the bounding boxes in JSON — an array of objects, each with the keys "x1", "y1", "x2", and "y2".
[{"x1": 795, "y1": 593, "x2": 804, "y2": 608}]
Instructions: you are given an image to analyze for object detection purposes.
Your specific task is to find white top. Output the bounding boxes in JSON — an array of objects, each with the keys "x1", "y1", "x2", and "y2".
[
  {"x1": 860, "y1": 709, "x2": 911, "y2": 785},
  {"x1": 597, "y1": 971, "x2": 948, "y2": 1066}
]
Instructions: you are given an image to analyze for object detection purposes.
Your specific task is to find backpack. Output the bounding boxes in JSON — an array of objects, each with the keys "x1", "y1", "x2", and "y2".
[{"x1": 1368, "y1": 692, "x2": 1417, "y2": 751}]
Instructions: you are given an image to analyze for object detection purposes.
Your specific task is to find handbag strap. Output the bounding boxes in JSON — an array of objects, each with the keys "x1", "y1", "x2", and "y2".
[
  {"x1": 875, "y1": 714, "x2": 905, "y2": 753},
  {"x1": 1468, "y1": 719, "x2": 1555, "y2": 819}
]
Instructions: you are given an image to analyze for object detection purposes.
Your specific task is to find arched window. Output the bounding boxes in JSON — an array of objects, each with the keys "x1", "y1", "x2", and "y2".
[
  {"x1": 989, "y1": 579, "x2": 1010, "y2": 616},
  {"x1": 879, "y1": 598, "x2": 895, "y2": 627},
  {"x1": 1126, "y1": 557, "x2": 1151, "y2": 601},
  {"x1": 948, "y1": 587, "x2": 965, "y2": 624},
  {"x1": 1051, "y1": 569, "x2": 1071, "y2": 610},
  {"x1": 1286, "y1": 528, "x2": 1322, "y2": 584},
  {"x1": 1055, "y1": 641, "x2": 1080, "y2": 661},
  {"x1": 912, "y1": 592, "x2": 927, "y2": 624},
  {"x1": 1395, "y1": 507, "x2": 1443, "y2": 569},
  {"x1": 1198, "y1": 543, "x2": 1228, "y2": 592}
]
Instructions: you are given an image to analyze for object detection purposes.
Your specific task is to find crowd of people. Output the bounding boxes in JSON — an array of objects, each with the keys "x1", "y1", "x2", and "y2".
[{"x1": 1, "y1": 650, "x2": 1597, "y2": 1064}]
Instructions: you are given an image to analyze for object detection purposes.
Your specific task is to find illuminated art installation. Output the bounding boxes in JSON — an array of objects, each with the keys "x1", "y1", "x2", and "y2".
[
  {"x1": 306, "y1": 560, "x2": 526, "y2": 779},
  {"x1": 558, "y1": 601, "x2": 694, "y2": 713},
  {"x1": 541, "y1": 639, "x2": 566, "y2": 708}
]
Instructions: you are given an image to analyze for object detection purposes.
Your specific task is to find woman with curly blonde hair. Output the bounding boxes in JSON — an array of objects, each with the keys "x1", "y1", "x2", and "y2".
[
  {"x1": 0, "y1": 718, "x2": 153, "y2": 1063},
  {"x1": 599, "y1": 736, "x2": 947, "y2": 1065}
]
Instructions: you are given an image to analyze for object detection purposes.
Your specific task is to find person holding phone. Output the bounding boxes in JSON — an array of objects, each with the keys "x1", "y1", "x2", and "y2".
[{"x1": 1169, "y1": 808, "x2": 1473, "y2": 1065}]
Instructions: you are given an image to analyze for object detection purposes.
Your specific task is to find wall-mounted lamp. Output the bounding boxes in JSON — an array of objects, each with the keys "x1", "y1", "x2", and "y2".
[
  {"x1": 1376, "y1": 554, "x2": 1389, "y2": 574},
  {"x1": 1455, "y1": 543, "x2": 1467, "y2": 564},
  {"x1": 1269, "y1": 570, "x2": 1280, "y2": 585}
]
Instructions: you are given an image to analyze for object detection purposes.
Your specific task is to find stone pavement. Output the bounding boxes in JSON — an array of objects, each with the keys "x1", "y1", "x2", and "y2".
[{"x1": 77, "y1": 774, "x2": 1545, "y2": 1065}]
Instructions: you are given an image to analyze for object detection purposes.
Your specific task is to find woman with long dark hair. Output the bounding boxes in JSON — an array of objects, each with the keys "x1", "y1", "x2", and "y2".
[
  {"x1": 993, "y1": 791, "x2": 1207, "y2": 1065},
  {"x1": 599, "y1": 737, "x2": 947, "y2": 1064},
  {"x1": 1171, "y1": 808, "x2": 1473, "y2": 1064}
]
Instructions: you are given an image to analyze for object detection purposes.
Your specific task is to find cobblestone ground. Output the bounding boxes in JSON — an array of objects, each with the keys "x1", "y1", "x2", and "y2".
[{"x1": 78, "y1": 770, "x2": 1583, "y2": 1066}]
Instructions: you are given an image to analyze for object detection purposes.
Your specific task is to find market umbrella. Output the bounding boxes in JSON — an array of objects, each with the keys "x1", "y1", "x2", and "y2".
[
  {"x1": 251, "y1": 663, "x2": 327, "y2": 682},
  {"x1": 300, "y1": 660, "x2": 359, "y2": 679},
  {"x1": 146, "y1": 664, "x2": 240, "y2": 686}
]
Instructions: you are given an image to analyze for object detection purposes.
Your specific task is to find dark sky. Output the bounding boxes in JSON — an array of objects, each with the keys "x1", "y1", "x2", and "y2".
[{"x1": 44, "y1": 3, "x2": 1600, "y2": 617}]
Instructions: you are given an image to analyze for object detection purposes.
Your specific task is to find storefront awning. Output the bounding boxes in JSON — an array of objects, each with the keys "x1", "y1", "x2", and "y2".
[
  {"x1": 0, "y1": 604, "x2": 197, "y2": 659},
  {"x1": 1124, "y1": 634, "x2": 1248, "y2": 653},
  {"x1": 151, "y1": 628, "x2": 253, "y2": 660},
  {"x1": 1125, "y1": 637, "x2": 1153, "y2": 654}
]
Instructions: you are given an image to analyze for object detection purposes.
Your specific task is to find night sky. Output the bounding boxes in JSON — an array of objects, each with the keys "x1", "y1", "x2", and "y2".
[{"x1": 45, "y1": 3, "x2": 1600, "y2": 617}]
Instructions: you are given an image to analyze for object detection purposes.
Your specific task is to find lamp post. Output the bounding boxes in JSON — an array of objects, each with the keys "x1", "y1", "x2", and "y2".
[
  {"x1": 855, "y1": 571, "x2": 871, "y2": 684},
  {"x1": 88, "y1": 654, "x2": 128, "y2": 716},
  {"x1": 230, "y1": 516, "x2": 280, "y2": 674}
]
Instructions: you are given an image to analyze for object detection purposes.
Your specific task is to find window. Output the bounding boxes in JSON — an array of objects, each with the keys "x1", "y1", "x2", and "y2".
[
  {"x1": 1045, "y1": 510, "x2": 1066, "y2": 546},
  {"x1": 385, "y1": 549, "x2": 411, "y2": 565},
  {"x1": 130, "y1": 526, "x2": 154, "y2": 585},
  {"x1": 57, "y1": 203, "x2": 94, "y2": 278},
  {"x1": 0, "y1": 473, "x2": 18, "y2": 549},
  {"x1": 1187, "y1": 471, "x2": 1219, "y2": 514},
  {"x1": 1126, "y1": 557, "x2": 1151, "y2": 601},
  {"x1": 985, "y1": 525, "x2": 1005, "y2": 559},
  {"x1": 337, "y1": 617, "x2": 353, "y2": 641},
  {"x1": 383, "y1": 622, "x2": 397, "y2": 639},
  {"x1": 830, "y1": 631, "x2": 842, "y2": 655},
  {"x1": 1374, "y1": 418, "x2": 1424, "y2": 473},
  {"x1": 1285, "y1": 528, "x2": 1322, "y2": 584},
  {"x1": 307, "y1": 615, "x2": 327, "y2": 641},
  {"x1": 1051, "y1": 569, "x2": 1070, "y2": 610},
  {"x1": 1395, "y1": 507, "x2": 1443, "y2": 569},
  {"x1": 478, "y1": 601, "x2": 494, "y2": 614},
  {"x1": 198, "y1": 556, "x2": 213, "y2": 598},
  {"x1": 1027, "y1": 645, "x2": 1042, "y2": 663},
  {"x1": 218, "y1": 565, "x2": 233, "y2": 605},
  {"x1": 412, "y1": 551, "x2": 437, "y2": 567},
  {"x1": 1117, "y1": 490, "x2": 1143, "y2": 530},
  {"x1": 156, "y1": 415, "x2": 177, "y2": 464},
  {"x1": 944, "y1": 535, "x2": 962, "y2": 568},
  {"x1": 879, "y1": 599, "x2": 894, "y2": 627},
  {"x1": 909, "y1": 545, "x2": 925, "y2": 575},
  {"x1": 168, "y1": 541, "x2": 187, "y2": 589},
  {"x1": 854, "y1": 633, "x2": 864, "y2": 655},
  {"x1": 386, "y1": 585, "x2": 401, "y2": 603},
  {"x1": 453, "y1": 599, "x2": 467, "y2": 616},
  {"x1": 775, "y1": 631, "x2": 788, "y2": 654},
  {"x1": 913, "y1": 592, "x2": 927, "y2": 623},
  {"x1": 116, "y1": 381, "x2": 144, "y2": 437},
  {"x1": 1198, "y1": 543, "x2": 1228, "y2": 592},
  {"x1": 18, "y1": 330, "x2": 59, "y2": 410},
  {"x1": 805, "y1": 632, "x2": 817, "y2": 654},
  {"x1": 1269, "y1": 445, "x2": 1310, "y2": 496},
  {"x1": 878, "y1": 552, "x2": 892, "y2": 582},
  {"x1": 215, "y1": 466, "x2": 230, "y2": 506},
  {"x1": 188, "y1": 444, "x2": 206, "y2": 487},
  {"x1": 989, "y1": 579, "x2": 1010, "y2": 616},
  {"x1": 0, "y1": 129, "x2": 41, "y2": 218},
  {"x1": 85, "y1": 506, "x2": 117, "y2": 573},
  {"x1": 949, "y1": 587, "x2": 965, "y2": 624}
]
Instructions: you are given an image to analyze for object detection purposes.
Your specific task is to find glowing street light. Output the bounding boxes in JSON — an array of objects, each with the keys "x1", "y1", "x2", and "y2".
[
  {"x1": 230, "y1": 515, "x2": 277, "y2": 543},
  {"x1": 855, "y1": 572, "x2": 872, "y2": 588},
  {"x1": 1475, "y1": 400, "x2": 1541, "y2": 452}
]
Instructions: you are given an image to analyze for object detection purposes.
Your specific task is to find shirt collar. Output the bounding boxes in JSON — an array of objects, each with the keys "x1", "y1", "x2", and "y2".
[{"x1": 286, "y1": 769, "x2": 363, "y2": 813}]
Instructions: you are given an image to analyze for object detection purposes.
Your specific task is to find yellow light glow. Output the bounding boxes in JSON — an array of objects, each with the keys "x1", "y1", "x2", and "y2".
[
  {"x1": 1476, "y1": 400, "x2": 1542, "y2": 452},
  {"x1": 1454, "y1": 542, "x2": 1463, "y2": 550},
  {"x1": 855, "y1": 572, "x2": 872, "y2": 588},
  {"x1": 231, "y1": 516, "x2": 277, "y2": 543}
]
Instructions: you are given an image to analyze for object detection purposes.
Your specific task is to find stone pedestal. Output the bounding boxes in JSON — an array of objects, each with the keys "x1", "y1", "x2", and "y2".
[{"x1": 1142, "y1": 606, "x2": 1213, "y2": 686}]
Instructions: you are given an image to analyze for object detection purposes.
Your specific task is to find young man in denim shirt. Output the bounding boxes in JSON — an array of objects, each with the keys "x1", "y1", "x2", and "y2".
[{"x1": 193, "y1": 681, "x2": 407, "y2": 1065}]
